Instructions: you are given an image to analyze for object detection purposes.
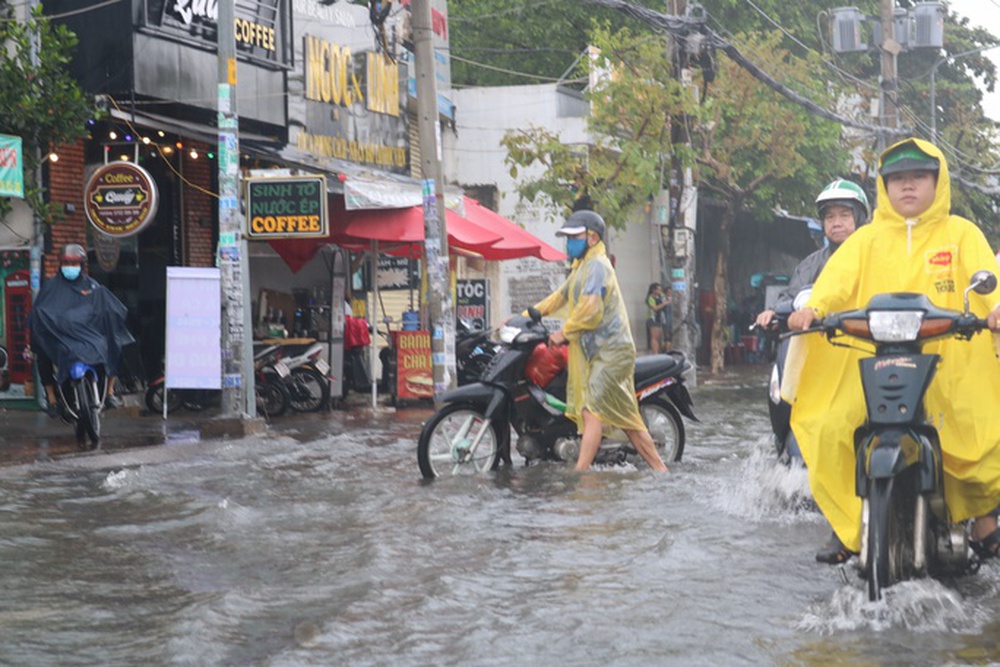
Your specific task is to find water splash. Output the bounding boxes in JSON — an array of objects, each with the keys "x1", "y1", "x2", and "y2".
[
  {"x1": 798, "y1": 578, "x2": 991, "y2": 634},
  {"x1": 713, "y1": 437, "x2": 817, "y2": 522}
]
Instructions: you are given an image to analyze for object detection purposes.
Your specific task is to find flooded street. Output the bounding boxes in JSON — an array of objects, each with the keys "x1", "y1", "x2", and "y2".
[{"x1": 4, "y1": 372, "x2": 1000, "y2": 665}]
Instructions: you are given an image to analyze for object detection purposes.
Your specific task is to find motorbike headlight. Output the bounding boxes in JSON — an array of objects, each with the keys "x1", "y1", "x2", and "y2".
[
  {"x1": 867, "y1": 310, "x2": 924, "y2": 342},
  {"x1": 498, "y1": 324, "x2": 521, "y2": 344}
]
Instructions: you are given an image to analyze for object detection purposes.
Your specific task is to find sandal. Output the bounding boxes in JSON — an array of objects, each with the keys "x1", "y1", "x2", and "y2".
[
  {"x1": 815, "y1": 531, "x2": 856, "y2": 565},
  {"x1": 970, "y1": 527, "x2": 1000, "y2": 560}
]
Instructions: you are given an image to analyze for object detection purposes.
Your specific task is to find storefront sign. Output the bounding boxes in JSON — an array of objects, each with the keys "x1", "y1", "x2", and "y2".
[
  {"x1": 0, "y1": 134, "x2": 23, "y2": 198},
  {"x1": 456, "y1": 279, "x2": 489, "y2": 329},
  {"x1": 85, "y1": 162, "x2": 159, "y2": 238},
  {"x1": 395, "y1": 330, "x2": 433, "y2": 399},
  {"x1": 245, "y1": 175, "x2": 328, "y2": 239}
]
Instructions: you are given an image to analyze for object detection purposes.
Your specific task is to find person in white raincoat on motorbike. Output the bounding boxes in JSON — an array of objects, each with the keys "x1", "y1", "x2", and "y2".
[{"x1": 532, "y1": 210, "x2": 668, "y2": 473}]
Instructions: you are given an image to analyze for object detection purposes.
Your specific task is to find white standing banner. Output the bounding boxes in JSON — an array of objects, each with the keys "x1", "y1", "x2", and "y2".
[{"x1": 165, "y1": 267, "x2": 222, "y2": 390}]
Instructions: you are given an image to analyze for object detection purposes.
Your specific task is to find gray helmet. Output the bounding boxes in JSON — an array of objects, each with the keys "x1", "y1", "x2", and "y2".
[{"x1": 557, "y1": 210, "x2": 606, "y2": 239}]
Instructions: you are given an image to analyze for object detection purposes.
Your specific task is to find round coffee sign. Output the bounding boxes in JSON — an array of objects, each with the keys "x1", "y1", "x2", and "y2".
[{"x1": 84, "y1": 162, "x2": 159, "y2": 237}]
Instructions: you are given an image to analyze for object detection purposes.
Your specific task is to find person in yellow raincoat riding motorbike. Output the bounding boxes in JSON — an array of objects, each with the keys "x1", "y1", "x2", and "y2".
[
  {"x1": 532, "y1": 210, "x2": 668, "y2": 473},
  {"x1": 786, "y1": 138, "x2": 1000, "y2": 563}
]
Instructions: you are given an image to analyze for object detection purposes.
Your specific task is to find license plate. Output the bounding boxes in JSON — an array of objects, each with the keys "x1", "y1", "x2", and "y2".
[
  {"x1": 274, "y1": 360, "x2": 290, "y2": 378},
  {"x1": 315, "y1": 358, "x2": 329, "y2": 375}
]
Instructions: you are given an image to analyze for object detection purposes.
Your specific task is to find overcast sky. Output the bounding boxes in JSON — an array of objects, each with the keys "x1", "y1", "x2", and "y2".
[{"x1": 944, "y1": 0, "x2": 1000, "y2": 120}]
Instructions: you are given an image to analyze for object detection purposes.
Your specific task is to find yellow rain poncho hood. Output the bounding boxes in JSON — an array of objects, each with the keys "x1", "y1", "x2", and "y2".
[
  {"x1": 533, "y1": 240, "x2": 646, "y2": 432},
  {"x1": 785, "y1": 138, "x2": 1000, "y2": 552}
]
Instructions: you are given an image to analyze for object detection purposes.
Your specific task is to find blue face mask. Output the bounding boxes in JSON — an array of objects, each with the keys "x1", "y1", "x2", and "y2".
[
  {"x1": 566, "y1": 238, "x2": 588, "y2": 259},
  {"x1": 60, "y1": 266, "x2": 82, "y2": 281}
]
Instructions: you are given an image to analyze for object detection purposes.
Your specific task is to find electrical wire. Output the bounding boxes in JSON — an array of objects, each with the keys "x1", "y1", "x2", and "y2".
[
  {"x1": 107, "y1": 95, "x2": 219, "y2": 200},
  {"x1": 450, "y1": 53, "x2": 577, "y2": 82},
  {"x1": 0, "y1": 0, "x2": 125, "y2": 22}
]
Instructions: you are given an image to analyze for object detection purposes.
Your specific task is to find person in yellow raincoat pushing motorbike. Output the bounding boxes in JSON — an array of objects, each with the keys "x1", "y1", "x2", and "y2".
[
  {"x1": 787, "y1": 138, "x2": 1000, "y2": 563},
  {"x1": 532, "y1": 210, "x2": 668, "y2": 473}
]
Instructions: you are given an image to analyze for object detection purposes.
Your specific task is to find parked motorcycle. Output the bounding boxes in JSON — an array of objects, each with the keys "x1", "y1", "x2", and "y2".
[
  {"x1": 785, "y1": 271, "x2": 996, "y2": 601},
  {"x1": 269, "y1": 339, "x2": 330, "y2": 412},
  {"x1": 455, "y1": 317, "x2": 499, "y2": 385},
  {"x1": 417, "y1": 308, "x2": 698, "y2": 478}
]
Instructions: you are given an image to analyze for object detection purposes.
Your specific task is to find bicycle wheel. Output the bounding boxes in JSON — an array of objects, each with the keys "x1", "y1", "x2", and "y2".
[
  {"x1": 417, "y1": 404, "x2": 500, "y2": 479},
  {"x1": 287, "y1": 366, "x2": 328, "y2": 412}
]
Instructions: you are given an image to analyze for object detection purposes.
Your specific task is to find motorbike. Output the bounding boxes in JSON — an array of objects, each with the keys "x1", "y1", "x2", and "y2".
[
  {"x1": 144, "y1": 343, "x2": 292, "y2": 418},
  {"x1": 784, "y1": 270, "x2": 997, "y2": 601},
  {"x1": 268, "y1": 339, "x2": 330, "y2": 412},
  {"x1": 755, "y1": 289, "x2": 811, "y2": 466},
  {"x1": 455, "y1": 317, "x2": 500, "y2": 385},
  {"x1": 57, "y1": 361, "x2": 106, "y2": 449},
  {"x1": 416, "y1": 308, "x2": 698, "y2": 479}
]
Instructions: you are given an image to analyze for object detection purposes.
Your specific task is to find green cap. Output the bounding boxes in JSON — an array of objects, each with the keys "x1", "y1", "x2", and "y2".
[{"x1": 880, "y1": 143, "x2": 939, "y2": 177}]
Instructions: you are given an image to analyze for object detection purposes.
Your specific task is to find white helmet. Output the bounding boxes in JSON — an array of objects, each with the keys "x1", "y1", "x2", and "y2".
[{"x1": 815, "y1": 179, "x2": 869, "y2": 225}]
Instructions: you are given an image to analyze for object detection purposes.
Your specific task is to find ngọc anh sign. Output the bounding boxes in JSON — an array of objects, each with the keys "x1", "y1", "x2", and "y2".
[{"x1": 246, "y1": 175, "x2": 328, "y2": 239}]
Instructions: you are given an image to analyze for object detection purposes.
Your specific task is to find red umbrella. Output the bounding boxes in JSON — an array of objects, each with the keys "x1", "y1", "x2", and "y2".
[{"x1": 460, "y1": 197, "x2": 567, "y2": 261}]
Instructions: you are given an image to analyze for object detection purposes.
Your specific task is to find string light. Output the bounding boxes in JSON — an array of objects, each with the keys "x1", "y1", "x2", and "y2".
[
  {"x1": 161, "y1": 145, "x2": 174, "y2": 155},
  {"x1": 141, "y1": 136, "x2": 150, "y2": 144},
  {"x1": 47, "y1": 153, "x2": 59, "y2": 162},
  {"x1": 108, "y1": 130, "x2": 118, "y2": 140},
  {"x1": 189, "y1": 149, "x2": 199, "y2": 159}
]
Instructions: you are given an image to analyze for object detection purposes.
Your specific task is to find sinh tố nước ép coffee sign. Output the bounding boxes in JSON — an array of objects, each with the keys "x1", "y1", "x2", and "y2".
[{"x1": 245, "y1": 175, "x2": 328, "y2": 239}]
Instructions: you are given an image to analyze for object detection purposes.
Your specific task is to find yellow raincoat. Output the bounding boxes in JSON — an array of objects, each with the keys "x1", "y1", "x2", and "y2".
[
  {"x1": 784, "y1": 138, "x2": 1000, "y2": 552},
  {"x1": 533, "y1": 240, "x2": 646, "y2": 432}
]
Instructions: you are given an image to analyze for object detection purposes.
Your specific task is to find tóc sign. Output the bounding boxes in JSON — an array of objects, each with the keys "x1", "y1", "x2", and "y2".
[{"x1": 245, "y1": 175, "x2": 329, "y2": 239}]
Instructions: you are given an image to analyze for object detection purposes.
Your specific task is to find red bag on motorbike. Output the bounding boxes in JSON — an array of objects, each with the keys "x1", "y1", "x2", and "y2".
[
  {"x1": 344, "y1": 315, "x2": 371, "y2": 350},
  {"x1": 524, "y1": 342, "x2": 568, "y2": 388}
]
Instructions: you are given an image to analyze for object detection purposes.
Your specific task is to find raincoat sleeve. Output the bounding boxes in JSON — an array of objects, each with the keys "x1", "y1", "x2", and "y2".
[
  {"x1": 806, "y1": 233, "x2": 864, "y2": 317},
  {"x1": 532, "y1": 276, "x2": 571, "y2": 319},
  {"x1": 561, "y1": 260, "x2": 606, "y2": 340}
]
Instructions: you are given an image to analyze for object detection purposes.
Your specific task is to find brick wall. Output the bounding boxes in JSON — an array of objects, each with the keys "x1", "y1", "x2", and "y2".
[
  {"x1": 182, "y1": 142, "x2": 215, "y2": 267},
  {"x1": 44, "y1": 139, "x2": 88, "y2": 278}
]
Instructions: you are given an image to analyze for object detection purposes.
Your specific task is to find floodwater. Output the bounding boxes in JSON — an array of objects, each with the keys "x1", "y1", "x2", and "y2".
[{"x1": 3, "y1": 371, "x2": 1000, "y2": 666}]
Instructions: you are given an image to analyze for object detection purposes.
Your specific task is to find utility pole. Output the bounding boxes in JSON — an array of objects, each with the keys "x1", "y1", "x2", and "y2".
[
  {"x1": 217, "y1": 0, "x2": 255, "y2": 418},
  {"x1": 878, "y1": 0, "x2": 901, "y2": 152},
  {"x1": 413, "y1": 0, "x2": 456, "y2": 401},
  {"x1": 665, "y1": 0, "x2": 698, "y2": 385}
]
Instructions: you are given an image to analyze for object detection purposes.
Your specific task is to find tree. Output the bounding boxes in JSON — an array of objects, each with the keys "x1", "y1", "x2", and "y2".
[
  {"x1": 503, "y1": 26, "x2": 847, "y2": 373},
  {"x1": 0, "y1": 5, "x2": 94, "y2": 225}
]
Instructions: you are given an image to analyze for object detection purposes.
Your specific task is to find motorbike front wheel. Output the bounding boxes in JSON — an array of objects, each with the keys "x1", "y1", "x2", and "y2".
[
  {"x1": 287, "y1": 366, "x2": 329, "y2": 412},
  {"x1": 866, "y1": 472, "x2": 918, "y2": 602},
  {"x1": 75, "y1": 377, "x2": 101, "y2": 448},
  {"x1": 640, "y1": 398, "x2": 685, "y2": 462},
  {"x1": 417, "y1": 404, "x2": 501, "y2": 479},
  {"x1": 256, "y1": 371, "x2": 291, "y2": 418}
]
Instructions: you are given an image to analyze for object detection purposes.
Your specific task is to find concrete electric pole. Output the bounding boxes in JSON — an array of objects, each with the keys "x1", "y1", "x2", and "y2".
[
  {"x1": 217, "y1": 0, "x2": 255, "y2": 418},
  {"x1": 413, "y1": 0, "x2": 457, "y2": 401},
  {"x1": 878, "y1": 0, "x2": 901, "y2": 152},
  {"x1": 666, "y1": 0, "x2": 699, "y2": 385}
]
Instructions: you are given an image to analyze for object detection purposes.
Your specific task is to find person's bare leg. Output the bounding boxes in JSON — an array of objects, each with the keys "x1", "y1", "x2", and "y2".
[
  {"x1": 973, "y1": 514, "x2": 998, "y2": 541},
  {"x1": 650, "y1": 326, "x2": 661, "y2": 355},
  {"x1": 625, "y1": 428, "x2": 668, "y2": 472},
  {"x1": 575, "y1": 409, "x2": 603, "y2": 471}
]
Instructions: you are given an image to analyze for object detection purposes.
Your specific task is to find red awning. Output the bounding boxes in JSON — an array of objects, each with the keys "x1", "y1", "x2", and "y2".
[
  {"x1": 267, "y1": 196, "x2": 566, "y2": 272},
  {"x1": 460, "y1": 197, "x2": 566, "y2": 262}
]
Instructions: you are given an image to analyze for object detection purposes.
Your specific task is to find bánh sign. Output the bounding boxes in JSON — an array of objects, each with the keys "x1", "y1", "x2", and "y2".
[
  {"x1": 246, "y1": 175, "x2": 329, "y2": 239},
  {"x1": 85, "y1": 162, "x2": 159, "y2": 237}
]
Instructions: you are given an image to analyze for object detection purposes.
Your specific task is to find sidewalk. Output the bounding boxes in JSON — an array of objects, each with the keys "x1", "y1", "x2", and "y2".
[{"x1": 0, "y1": 390, "x2": 430, "y2": 468}]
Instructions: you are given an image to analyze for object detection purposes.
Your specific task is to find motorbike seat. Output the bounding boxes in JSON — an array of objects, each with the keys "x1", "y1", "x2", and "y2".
[{"x1": 634, "y1": 354, "x2": 681, "y2": 384}]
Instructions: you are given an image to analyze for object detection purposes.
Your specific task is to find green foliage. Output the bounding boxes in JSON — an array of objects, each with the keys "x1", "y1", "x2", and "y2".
[{"x1": 0, "y1": 6, "x2": 94, "y2": 224}]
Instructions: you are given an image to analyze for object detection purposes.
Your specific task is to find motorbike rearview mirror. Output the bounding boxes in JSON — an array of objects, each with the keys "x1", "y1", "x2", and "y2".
[
  {"x1": 527, "y1": 306, "x2": 542, "y2": 323},
  {"x1": 963, "y1": 270, "x2": 998, "y2": 313}
]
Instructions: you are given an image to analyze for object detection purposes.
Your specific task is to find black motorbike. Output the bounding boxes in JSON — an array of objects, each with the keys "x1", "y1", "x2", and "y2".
[
  {"x1": 785, "y1": 271, "x2": 997, "y2": 601},
  {"x1": 455, "y1": 317, "x2": 500, "y2": 385},
  {"x1": 417, "y1": 308, "x2": 698, "y2": 478}
]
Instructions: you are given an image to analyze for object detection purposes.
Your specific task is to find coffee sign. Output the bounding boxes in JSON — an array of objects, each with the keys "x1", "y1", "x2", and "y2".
[
  {"x1": 245, "y1": 175, "x2": 329, "y2": 239},
  {"x1": 85, "y1": 162, "x2": 159, "y2": 237}
]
